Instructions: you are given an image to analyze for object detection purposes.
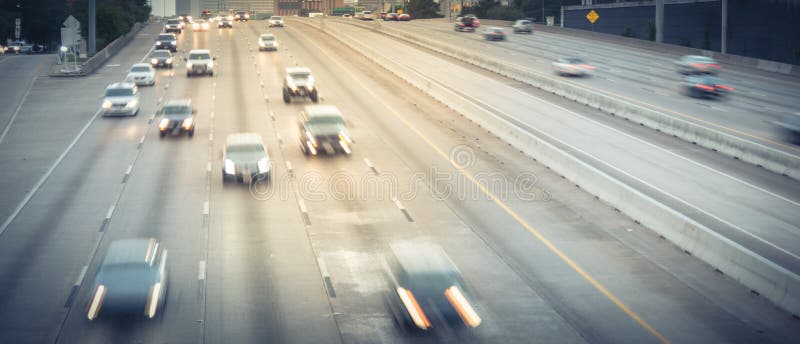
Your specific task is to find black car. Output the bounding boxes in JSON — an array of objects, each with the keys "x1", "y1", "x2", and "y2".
[
  {"x1": 283, "y1": 67, "x2": 318, "y2": 103},
  {"x1": 150, "y1": 49, "x2": 174, "y2": 68},
  {"x1": 164, "y1": 19, "x2": 182, "y2": 34},
  {"x1": 86, "y1": 238, "x2": 168, "y2": 321},
  {"x1": 154, "y1": 33, "x2": 177, "y2": 52},
  {"x1": 383, "y1": 242, "x2": 482, "y2": 331},
  {"x1": 298, "y1": 105, "x2": 352, "y2": 156},
  {"x1": 158, "y1": 99, "x2": 195, "y2": 137},
  {"x1": 682, "y1": 75, "x2": 733, "y2": 99},
  {"x1": 234, "y1": 11, "x2": 249, "y2": 22}
]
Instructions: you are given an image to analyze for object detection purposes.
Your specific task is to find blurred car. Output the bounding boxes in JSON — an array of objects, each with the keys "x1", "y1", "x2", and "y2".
[
  {"x1": 298, "y1": 105, "x2": 352, "y2": 156},
  {"x1": 454, "y1": 16, "x2": 479, "y2": 32},
  {"x1": 126, "y1": 63, "x2": 156, "y2": 86},
  {"x1": 185, "y1": 49, "x2": 215, "y2": 77},
  {"x1": 158, "y1": 99, "x2": 195, "y2": 138},
  {"x1": 222, "y1": 133, "x2": 271, "y2": 184},
  {"x1": 0, "y1": 44, "x2": 5, "y2": 54},
  {"x1": 154, "y1": 33, "x2": 177, "y2": 52},
  {"x1": 86, "y1": 238, "x2": 168, "y2": 321},
  {"x1": 258, "y1": 33, "x2": 278, "y2": 51},
  {"x1": 676, "y1": 55, "x2": 720, "y2": 75},
  {"x1": 192, "y1": 19, "x2": 209, "y2": 31},
  {"x1": 342, "y1": 14, "x2": 352, "y2": 19},
  {"x1": 380, "y1": 12, "x2": 388, "y2": 20},
  {"x1": 384, "y1": 13, "x2": 398, "y2": 21},
  {"x1": 483, "y1": 27, "x2": 506, "y2": 41},
  {"x1": 234, "y1": 11, "x2": 249, "y2": 22},
  {"x1": 179, "y1": 14, "x2": 192, "y2": 24},
  {"x1": 218, "y1": 16, "x2": 232, "y2": 28},
  {"x1": 268, "y1": 16, "x2": 285, "y2": 27},
  {"x1": 383, "y1": 242, "x2": 481, "y2": 331},
  {"x1": 397, "y1": 13, "x2": 411, "y2": 21},
  {"x1": 552, "y1": 58, "x2": 595, "y2": 77},
  {"x1": 101, "y1": 82, "x2": 140, "y2": 116},
  {"x1": 512, "y1": 19, "x2": 533, "y2": 33},
  {"x1": 682, "y1": 75, "x2": 733, "y2": 99},
  {"x1": 775, "y1": 112, "x2": 800, "y2": 144},
  {"x1": 150, "y1": 49, "x2": 174, "y2": 68},
  {"x1": 283, "y1": 67, "x2": 318, "y2": 103},
  {"x1": 5, "y1": 41, "x2": 33, "y2": 54},
  {"x1": 164, "y1": 19, "x2": 182, "y2": 33}
]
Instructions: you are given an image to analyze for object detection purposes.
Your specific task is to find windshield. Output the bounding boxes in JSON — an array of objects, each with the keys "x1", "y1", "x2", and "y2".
[
  {"x1": 227, "y1": 144, "x2": 265, "y2": 161},
  {"x1": 308, "y1": 116, "x2": 344, "y2": 126},
  {"x1": 162, "y1": 105, "x2": 191, "y2": 115},
  {"x1": 189, "y1": 53, "x2": 211, "y2": 60},
  {"x1": 131, "y1": 66, "x2": 150, "y2": 72},
  {"x1": 290, "y1": 72, "x2": 311, "y2": 83},
  {"x1": 152, "y1": 51, "x2": 170, "y2": 58},
  {"x1": 167, "y1": 20, "x2": 179, "y2": 24},
  {"x1": 261, "y1": 35, "x2": 275, "y2": 41},
  {"x1": 271, "y1": 16, "x2": 282, "y2": 20},
  {"x1": 106, "y1": 88, "x2": 134, "y2": 97}
]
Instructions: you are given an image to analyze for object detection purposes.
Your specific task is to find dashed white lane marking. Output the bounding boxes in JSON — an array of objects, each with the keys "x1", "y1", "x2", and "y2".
[
  {"x1": 105, "y1": 204, "x2": 116, "y2": 220},
  {"x1": 207, "y1": 162, "x2": 212, "y2": 172},
  {"x1": 210, "y1": 111, "x2": 214, "y2": 119},
  {"x1": 209, "y1": 133, "x2": 213, "y2": 141},
  {"x1": 392, "y1": 198, "x2": 405, "y2": 210},
  {"x1": 285, "y1": 160, "x2": 293, "y2": 173},
  {"x1": 139, "y1": 136, "x2": 146, "y2": 145},
  {"x1": 125, "y1": 165, "x2": 133, "y2": 176},
  {"x1": 74, "y1": 265, "x2": 88, "y2": 286},
  {"x1": 203, "y1": 201, "x2": 209, "y2": 215},
  {"x1": 298, "y1": 198, "x2": 308, "y2": 213},
  {"x1": 198, "y1": 260, "x2": 207, "y2": 280},
  {"x1": 364, "y1": 158, "x2": 374, "y2": 169}
]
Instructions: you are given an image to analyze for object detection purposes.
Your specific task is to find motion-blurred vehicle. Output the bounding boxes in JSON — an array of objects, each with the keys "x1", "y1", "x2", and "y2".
[
  {"x1": 126, "y1": 63, "x2": 156, "y2": 86},
  {"x1": 5, "y1": 41, "x2": 33, "y2": 54},
  {"x1": 775, "y1": 112, "x2": 800, "y2": 144},
  {"x1": 185, "y1": 49, "x2": 215, "y2": 77},
  {"x1": 222, "y1": 133, "x2": 271, "y2": 184},
  {"x1": 380, "y1": 12, "x2": 388, "y2": 20},
  {"x1": 150, "y1": 50, "x2": 174, "y2": 68},
  {"x1": 356, "y1": 10, "x2": 374, "y2": 20},
  {"x1": 483, "y1": 27, "x2": 506, "y2": 41},
  {"x1": 342, "y1": 14, "x2": 352, "y2": 19},
  {"x1": 682, "y1": 75, "x2": 733, "y2": 99},
  {"x1": 201, "y1": 9, "x2": 213, "y2": 20},
  {"x1": 86, "y1": 238, "x2": 168, "y2": 321},
  {"x1": 397, "y1": 13, "x2": 411, "y2": 21},
  {"x1": 192, "y1": 19, "x2": 209, "y2": 31},
  {"x1": 283, "y1": 67, "x2": 318, "y2": 103},
  {"x1": 383, "y1": 242, "x2": 481, "y2": 331},
  {"x1": 268, "y1": 16, "x2": 285, "y2": 27},
  {"x1": 454, "y1": 16, "x2": 479, "y2": 32},
  {"x1": 158, "y1": 99, "x2": 195, "y2": 138},
  {"x1": 164, "y1": 19, "x2": 182, "y2": 33},
  {"x1": 552, "y1": 58, "x2": 595, "y2": 77},
  {"x1": 179, "y1": 14, "x2": 192, "y2": 24},
  {"x1": 154, "y1": 33, "x2": 177, "y2": 52},
  {"x1": 676, "y1": 55, "x2": 721, "y2": 75},
  {"x1": 298, "y1": 105, "x2": 352, "y2": 156},
  {"x1": 384, "y1": 13, "x2": 398, "y2": 21},
  {"x1": 258, "y1": 33, "x2": 278, "y2": 51},
  {"x1": 101, "y1": 82, "x2": 140, "y2": 116},
  {"x1": 218, "y1": 16, "x2": 232, "y2": 28},
  {"x1": 512, "y1": 19, "x2": 533, "y2": 33},
  {"x1": 234, "y1": 11, "x2": 249, "y2": 22}
]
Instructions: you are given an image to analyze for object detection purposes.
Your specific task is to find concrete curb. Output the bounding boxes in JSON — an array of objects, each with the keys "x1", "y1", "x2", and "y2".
[
  {"x1": 50, "y1": 22, "x2": 147, "y2": 77},
  {"x1": 335, "y1": 18, "x2": 800, "y2": 181},
  {"x1": 294, "y1": 17, "x2": 800, "y2": 317}
]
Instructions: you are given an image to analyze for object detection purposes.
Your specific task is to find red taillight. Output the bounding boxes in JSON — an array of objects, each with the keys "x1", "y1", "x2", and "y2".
[
  {"x1": 690, "y1": 63, "x2": 703, "y2": 68},
  {"x1": 715, "y1": 84, "x2": 733, "y2": 91},
  {"x1": 580, "y1": 64, "x2": 595, "y2": 70},
  {"x1": 695, "y1": 83, "x2": 715, "y2": 91},
  {"x1": 709, "y1": 64, "x2": 721, "y2": 68}
]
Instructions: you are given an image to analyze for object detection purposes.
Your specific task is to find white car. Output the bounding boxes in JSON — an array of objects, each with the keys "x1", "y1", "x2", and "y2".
[
  {"x1": 191, "y1": 19, "x2": 210, "y2": 31},
  {"x1": 126, "y1": 63, "x2": 156, "y2": 86},
  {"x1": 222, "y1": 133, "x2": 271, "y2": 184},
  {"x1": 268, "y1": 16, "x2": 284, "y2": 27},
  {"x1": 258, "y1": 34, "x2": 278, "y2": 51},
  {"x1": 552, "y1": 58, "x2": 595, "y2": 77},
  {"x1": 102, "y1": 82, "x2": 140, "y2": 116},
  {"x1": 185, "y1": 49, "x2": 215, "y2": 77}
]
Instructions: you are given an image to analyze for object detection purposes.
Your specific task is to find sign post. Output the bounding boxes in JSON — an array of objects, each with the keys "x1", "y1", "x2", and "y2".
[{"x1": 586, "y1": 9, "x2": 599, "y2": 31}]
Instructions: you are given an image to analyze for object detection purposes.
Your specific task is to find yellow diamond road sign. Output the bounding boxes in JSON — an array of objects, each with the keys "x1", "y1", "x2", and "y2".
[{"x1": 586, "y1": 10, "x2": 599, "y2": 24}]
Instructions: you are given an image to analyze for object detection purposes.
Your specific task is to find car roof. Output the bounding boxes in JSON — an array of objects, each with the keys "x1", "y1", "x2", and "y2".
[
  {"x1": 304, "y1": 105, "x2": 343, "y2": 119},
  {"x1": 106, "y1": 82, "x2": 136, "y2": 90},
  {"x1": 261, "y1": 33, "x2": 275, "y2": 38},
  {"x1": 131, "y1": 63, "x2": 152, "y2": 68},
  {"x1": 390, "y1": 242, "x2": 458, "y2": 275},
  {"x1": 163, "y1": 99, "x2": 191, "y2": 107},
  {"x1": 102, "y1": 238, "x2": 160, "y2": 267},
  {"x1": 286, "y1": 67, "x2": 312, "y2": 75},
  {"x1": 226, "y1": 133, "x2": 264, "y2": 146},
  {"x1": 188, "y1": 49, "x2": 212, "y2": 54}
]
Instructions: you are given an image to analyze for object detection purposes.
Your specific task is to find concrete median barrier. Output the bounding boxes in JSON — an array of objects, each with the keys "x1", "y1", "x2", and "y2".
[{"x1": 294, "y1": 17, "x2": 800, "y2": 317}]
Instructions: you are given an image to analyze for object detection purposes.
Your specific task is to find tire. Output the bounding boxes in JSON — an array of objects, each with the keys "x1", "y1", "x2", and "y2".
[
  {"x1": 283, "y1": 90, "x2": 290, "y2": 104},
  {"x1": 310, "y1": 92, "x2": 318, "y2": 103},
  {"x1": 186, "y1": 72, "x2": 191, "y2": 77},
  {"x1": 188, "y1": 128, "x2": 195, "y2": 137},
  {"x1": 159, "y1": 131, "x2": 166, "y2": 138},
  {"x1": 209, "y1": 71, "x2": 214, "y2": 76}
]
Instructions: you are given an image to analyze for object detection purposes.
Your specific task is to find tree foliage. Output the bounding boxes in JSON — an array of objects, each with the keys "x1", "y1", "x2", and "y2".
[
  {"x1": 472, "y1": 0, "x2": 523, "y2": 20},
  {"x1": 407, "y1": 0, "x2": 442, "y2": 19}
]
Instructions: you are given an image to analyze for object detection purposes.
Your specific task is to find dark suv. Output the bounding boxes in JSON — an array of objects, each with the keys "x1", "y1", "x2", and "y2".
[
  {"x1": 154, "y1": 33, "x2": 177, "y2": 52},
  {"x1": 298, "y1": 105, "x2": 352, "y2": 156},
  {"x1": 283, "y1": 67, "x2": 318, "y2": 103},
  {"x1": 158, "y1": 99, "x2": 195, "y2": 138}
]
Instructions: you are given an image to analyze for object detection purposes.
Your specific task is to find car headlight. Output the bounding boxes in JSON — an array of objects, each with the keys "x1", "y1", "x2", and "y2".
[
  {"x1": 257, "y1": 158, "x2": 269, "y2": 173},
  {"x1": 307, "y1": 83, "x2": 314, "y2": 91},
  {"x1": 182, "y1": 117, "x2": 193, "y2": 130},
  {"x1": 159, "y1": 118, "x2": 170, "y2": 130},
  {"x1": 102, "y1": 100, "x2": 112, "y2": 109},
  {"x1": 208, "y1": 61, "x2": 214, "y2": 68},
  {"x1": 151, "y1": 58, "x2": 158, "y2": 64},
  {"x1": 166, "y1": 58, "x2": 172, "y2": 64},
  {"x1": 339, "y1": 130, "x2": 352, "y2": 144},
  {"x1": 244, "y1": 14, "x2": 249, "y2": 18},
  {"x1": 126, "y1": 99, "x2": 137, "y2": 108},
  {"x1": 170, "y1": 41, "x2": 176, "y2": 45},
  {"x1": 224, "y1": 159, "x2": 235, "y2": 175},
  {"x1": 186, "y1": 62, "x2": 193, "y2": 69},
  {"x1": 258, "y1": 41, "x2": 265, "y2": 47}
]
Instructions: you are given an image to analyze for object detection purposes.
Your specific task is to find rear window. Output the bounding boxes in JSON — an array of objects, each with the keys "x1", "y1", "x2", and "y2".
[
  {"x1": 157, "y1": 35, "x2": 174, "y2": 41},
  {"x1": 152, "y1": 51, "x2": 170, "y2": 58},
  {"x1": 167, "y1": 20, "x2": 180, "y2": 24},
  {"x1": 131, "y1": 66, "x2": 151, "y2": 72},
  {"x1": 163, "y1": 105, "x2": 191, "y2": 115},
  {"x1": 189, "y1": 53, "x2": 211, "y2": 60},
  {"x1": 106, "y1": 88, "x2": 134, "y2": 97}
]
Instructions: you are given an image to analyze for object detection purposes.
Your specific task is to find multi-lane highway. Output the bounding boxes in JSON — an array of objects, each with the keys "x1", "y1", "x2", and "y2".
[{"x1": 0, "y1": 18, "x2": 798, "y2": 343}]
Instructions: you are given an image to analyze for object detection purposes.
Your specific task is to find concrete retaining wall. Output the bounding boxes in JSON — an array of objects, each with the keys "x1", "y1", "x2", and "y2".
[
  {"x1": 51, "y1": 22, "x2": 146, "y2": 77},
  {"x1": 295, "y1": 17, "x2": 800, "y2": 316}
]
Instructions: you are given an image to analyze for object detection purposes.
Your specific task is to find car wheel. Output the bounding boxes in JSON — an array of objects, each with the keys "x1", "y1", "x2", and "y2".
[
  {"x1": 160, "y1": 131, "x2": 166, "y2": 138},
  {"x1": 310, "y1": 92, "x2": 319, "y2": 103},
  {"x1": 187, "y1": 72, "x2": 191, "y2": 77},
  {"x1": 283, "y1": 90, "x2": 290, "y2": 104},
  {"x1": 188, "y1": 128, "x2": 195, "y2": 137}
]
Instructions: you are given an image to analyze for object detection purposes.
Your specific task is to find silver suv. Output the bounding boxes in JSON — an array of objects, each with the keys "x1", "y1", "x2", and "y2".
[{"x1": 185, "y1": 49, "x2": 215, "y2": 77}]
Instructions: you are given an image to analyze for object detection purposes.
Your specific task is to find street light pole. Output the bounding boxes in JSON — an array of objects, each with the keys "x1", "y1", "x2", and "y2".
[{"x1": 88, "y1": 0, "x2": 96, "y2": 56}]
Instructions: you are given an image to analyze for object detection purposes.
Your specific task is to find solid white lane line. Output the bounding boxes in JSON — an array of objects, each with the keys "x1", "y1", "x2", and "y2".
[
  {"x1": 198, "y1": 260, "x2": 207, "y2": 280},
  {"x1": 393, "y1": 198, "x2": 405, "y2": 210},
  {"x1": 316, "y1": 257, "x2": 330, "y2": 277},
  {"x1": 0, "y1": 108, "x2": 103, "y2": 236},
  {"x1": 0, "y1": 75, "x2": 38, "y2": 145}
]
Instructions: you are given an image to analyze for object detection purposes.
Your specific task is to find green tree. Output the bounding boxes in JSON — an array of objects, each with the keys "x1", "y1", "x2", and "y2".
[{"x1": 407, "y1": 0, "x2": 442, "y2": 19}]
